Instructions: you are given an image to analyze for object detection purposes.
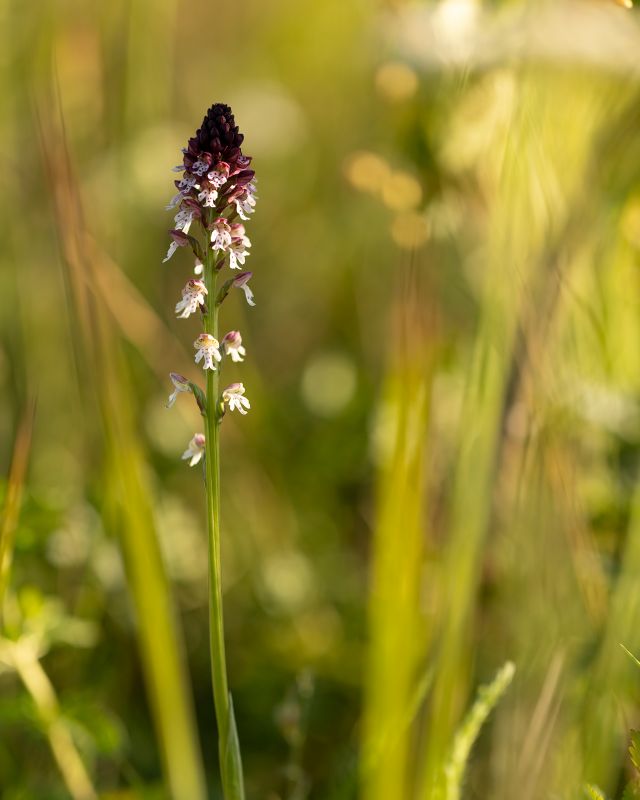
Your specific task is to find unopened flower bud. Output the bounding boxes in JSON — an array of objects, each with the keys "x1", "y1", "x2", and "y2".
[{"x1": 188, "y1": 103, "x2": 246, "y2": 171}]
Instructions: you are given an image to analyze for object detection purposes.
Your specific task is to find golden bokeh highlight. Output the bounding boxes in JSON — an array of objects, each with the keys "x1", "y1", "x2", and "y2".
[
  {"x1": 374, "y1": 61, "x2": 419, "y2": 102},
  {"x1": 390, "y1": 212, "x2": 430, "y2": 249},
  {"x1": 344, "y1": 151, "x2": 392, "y2": 195},
  {"x1": 346, "y1": 153, "x2": 426, "y2": 247},
  {"x1": 381, "y1": 171, "x2": 423, "y2": 211}
]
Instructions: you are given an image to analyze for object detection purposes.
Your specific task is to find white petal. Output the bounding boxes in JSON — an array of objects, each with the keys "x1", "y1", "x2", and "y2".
[{"x1": 163, "y1": 242, "x2": 178, "y2": 263}]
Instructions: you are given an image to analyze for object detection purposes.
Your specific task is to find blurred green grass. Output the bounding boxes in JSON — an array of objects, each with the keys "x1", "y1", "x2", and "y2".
[{"x1": 1, "y1": 0, "x2": 640, "y2": 798}]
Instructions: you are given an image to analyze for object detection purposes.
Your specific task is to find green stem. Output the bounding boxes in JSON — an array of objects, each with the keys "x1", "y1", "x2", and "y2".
[
  {"x1": 203, "y1": 243, "x2": 244, "y2": 798},
  {"x1": 204, "y1": 249, "x2": 228, "y2": 736}
]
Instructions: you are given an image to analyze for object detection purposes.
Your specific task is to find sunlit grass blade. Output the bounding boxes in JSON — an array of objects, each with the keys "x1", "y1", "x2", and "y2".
[
  {"x1": 5, "y1": 639, "x2": 97, "y2": 800},
  {"x1": 0, "y1": 400, "x2": 35, "y2": 614},
  {"x1": 583, "y1": 479, "x2": 640, "y2": 788},
  {"x1": 37, "y1": 89, "x2": 207, "y2": 800},
  {"x1": 99, "y1": 349, "x2": 208, "y2": 800},
  {"x1": 418, "y1": 263, "x2": 523, "y2": 796},
  {"x1": 361, "y1": 278, "x2": 433, "y2": 800},
  {"x1": 620, "y1": 645, "x2": 640, "y2": 670}
]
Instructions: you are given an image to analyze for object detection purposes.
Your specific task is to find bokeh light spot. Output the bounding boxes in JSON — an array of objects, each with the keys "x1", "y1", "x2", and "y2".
[
  {"x1": 382, "y1": 170, "x2": 423, "y2": 211},
  {"x1": 344, "y1": 151, "x2": 391, "y2": 195},
  {"x1": 390, "y1": 212, "x2": 430, "y2": 249},
  {"x1": 375, "y1": 61, "x2": 419, "y2": 102},
  {"x1": 301, "y1": 353, "x2": 357, "y2": 417}
]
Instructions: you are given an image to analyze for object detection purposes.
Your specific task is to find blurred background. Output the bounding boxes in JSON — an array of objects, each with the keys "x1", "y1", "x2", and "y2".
[{"x1": 1, "y1": 0, "x2": 640, "y2": 798}]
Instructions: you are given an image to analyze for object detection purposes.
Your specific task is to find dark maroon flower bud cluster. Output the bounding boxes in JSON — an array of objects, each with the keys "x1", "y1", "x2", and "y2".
[
  {"x1": 164, "y1": 102, "x2": 258, "y2": 264},
  {"x1": 179, "y1": 104, "x2": 255, "y2": 217},
  {"x1": 188, "y1": 104, "x2": 247, "y2": 171}
]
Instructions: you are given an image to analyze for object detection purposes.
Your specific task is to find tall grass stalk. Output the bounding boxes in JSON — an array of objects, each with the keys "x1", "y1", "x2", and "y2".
[
  {"x1": 0, "y1": 403, "x2": 34, "y2": 613},
  {"x1": 362, "y1": 270, "x2": 432, "y2": 800},
  {"x1": 583, "y1": 479, "x2": 640, "y2": 787},
  {"x1": 39, "y1": 93, "x2": 207, "y2": 800},
  {"x1": 418, "y1": 71, "x2": 611, "y2": 798}
]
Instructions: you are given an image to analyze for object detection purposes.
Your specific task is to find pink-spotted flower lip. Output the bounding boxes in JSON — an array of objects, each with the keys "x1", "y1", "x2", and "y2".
[
  {"x1": 167, "y1": 373, "x2": 192, "y2": 408},
  {"x1": 222, "y1": 330, "x2": 246, "y2": 363},
  {"x1": 175, "y1": 279, "x2": 208, "y2": 319},
  {"x1": 210, "y1": 218, "x2": 233, "y2": 251},
  {"x1": 207, "y1": 163, "x2": 231, "y2": 187},
  {"x1": 182, "y1": 432, "x2": 206, "y2": 467},
  {"x1": 174, "y1": 207, "x2": 195, "y2": 234},
  {"x1": 232, "y1": 272, "x2": 255, "y2": 306},
  {"x1": 231, "y1": 181, "x2": 257, "y2": 221},
  {"x1": 228, "y1": 236, "x2": 251, "y2": 270},
  {"x1": 209, "y1": 217, "x2": 251, "y2": 267},
  {"x1": 222, "y1": 382, "x2": 251, "y2": 415},
  {"x1": 198, "y1": 186, "x2": 219, "y2": 208},
  {"x1": 194, "y1": 333, "x2": 222, "y2": 370}
]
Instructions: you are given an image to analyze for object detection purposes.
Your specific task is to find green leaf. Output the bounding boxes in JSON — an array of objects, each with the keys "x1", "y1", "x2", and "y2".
[
  {"x1": 222, "y1": 693, "x2": 245, "y2": 800},
  {"x1": 216, "y1": 277, "x2": 234, "y2": 307},
  {"x1": 630, "y1": 730, "x2": 640, "y2": 774},
  {"x1": 189, "y1": 383, "x2": 207, "y2": 416},
  {"x1": 185, "y1": 233, "x2": 205, "y2": 263}
]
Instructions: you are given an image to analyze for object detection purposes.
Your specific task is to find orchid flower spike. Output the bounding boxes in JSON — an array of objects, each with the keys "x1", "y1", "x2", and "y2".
[{"x1": 166, "y1": 103, "x2": 256, "y2": 792}]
